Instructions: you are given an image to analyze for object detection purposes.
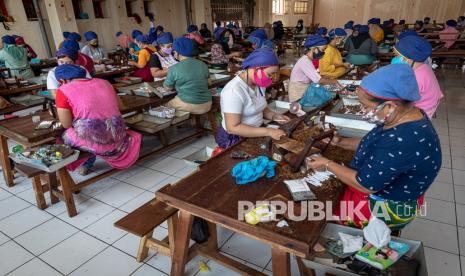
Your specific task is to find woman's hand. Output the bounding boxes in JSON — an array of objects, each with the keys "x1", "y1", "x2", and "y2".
[
  {"x1": 128, "y1": 60, "x2": 137, "y2": 66},
  {"x1": 272, "y1": 114, "x2": 291, "y2": 124},
  {"x1": 267, "y1": 128, "x2": 287, "y2": 140},
  {"x1": 306, "y1": 156, "x2": 331, "y2": 171},
  {"x1": 322, "y1": 131, "x2": 342, "y2": 145}
]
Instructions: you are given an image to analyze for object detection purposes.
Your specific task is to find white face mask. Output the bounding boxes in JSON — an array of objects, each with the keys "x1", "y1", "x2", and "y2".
[{"x1": 362, "y1": 103, "x2": 394, "y2": 125}]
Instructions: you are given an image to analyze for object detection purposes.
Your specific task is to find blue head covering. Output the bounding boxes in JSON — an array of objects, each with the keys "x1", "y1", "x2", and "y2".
[
  {"x1": 116, "y1": 31, "x2": 123, "y2": 37},
  {"x1": 226, "y1": 23, "x2": 235, "y2": 29},
  {"x1": 368, "y1": 18, "x2": 378, "y2": 24},
  {"x1": 68, "y1": 32, "x2": 81, "y2": 41},
  {"x1": 55, "y1": 64, "x2": 87, "y2": 81},
  {"x1": 398, "y1": 29, "x2": 418, "y2": 40},
  {"x1": 383, "y1": 20, "x2": 391, "y2": 27},
  {"x1": 249, "y1": 29, "x2": 268, "y2": 40},
  {"x1": 399, "y1": 19, "x2": 406, "y2": 25},
  {"x1": 84, "y1": 31, "x2": 98, "y2": 41},
  {"x1": 353, "y1": 24, "x2": 361, "y2": 31},
  {"x1": 415, "y1": 20, "x2": 424, "y2": 27},
  {"x1": 56, "y1": 47, "x2": 78, "y2": 60},
  {"x1": 61, "y1": 39, "x2": 80, "y2": 51},
  {"x1": 242, "y1": 48, "x2": 279, "y2": 69},
  {"x1": 63, "y1": 31, "x2": 71, "y2": 39},
  {"x1": 344, "y1": 21, "x2": 354, "y2": 29},
  {"x1": 135, "y1": 34, "x2": 150, "y2": 44},
  {"x1": 131, "y1": 29, "x2": 143, "y2": 39},
  {"x1": 304, "y1": 35, "x2": 328, "y2": 48},
  {"x1": 156, "y1": 25, "x2": 164, "y2": 32},
  {"x1": 358, "y1": 25, "x2": 369, "y2": 34},
  {"x1": 360, "y1": 64, "x2": 420, "y2": 102},
  {"x1": 173, "y1": 37, "x2": 196, "y2": 57},
  {"x1": 214, "y1": 27, "x2": 226, "y2": 40},
  {"x1": 247, "y1": 36, "x2": 263, "y2": 48},
  {"x1": 187, "y1": 24, "x2": 198, "y2": 33},
  {"x1": 316, "y1": 27, "x2": 328, "y2": 36},
  {"x1": 157, "y1": 32, "x2": 173, "y2": 45},
  {"x1": 395, "y1": 35, "x2": 432, "y2": 62},
  {"x1": 328, "y1": 28, "x2": 347, "y2": 39},
  {"x1": 446, "y1": 19, "x2": 458, "y2": 27},
  {"x1": 1, "y1": 35, "x2": 15, "y2": 45}
]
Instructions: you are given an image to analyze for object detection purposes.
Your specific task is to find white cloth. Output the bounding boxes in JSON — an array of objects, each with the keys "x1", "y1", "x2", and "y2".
[
  {"x1": 220, "y1": 75, "x2": 267, "y2": 130},
  {"x1": 153, "y1": 52, "x2": 178, "y2": 81},
  {"x1": 46, "y1": 66, "x2": 92, "y2": 90},
  {"x1": 80, "y1": 45, "x2": 105, "y2": 61}
]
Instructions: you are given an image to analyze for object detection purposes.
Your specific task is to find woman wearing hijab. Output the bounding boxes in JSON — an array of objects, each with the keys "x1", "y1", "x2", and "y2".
[
  {"x1": 247, "y1": 29, "x2": 273, "y2": 50},
  {"x1": 0, "y1": 35, "x2": 34, "y2": 79},
  {"x1": 393, "y1": 19, "x2": 406, "y2": 33},
  {"x1": 129, "y1": 34, "x2": 157, "y2": 82},
  {"x1": 61, "y1": 40, "x2": 95, "y2": 76},
  {"x1": 344, "y1": 25, "x2": 378, "y2": 65},
  {"x1": 81, "y1": 31, "x2": 105, "y2": 62},
  {"x1": 392, "y1": 36, "x2": 442, "y2": 118},
  {"x1": 316, "y1": 27, "x2": 328, "y2": 38},
  {"x1": 344, "y1": 21, "x2": 354, "y2": 38},
  {"x1": 149, "y1": 32, "x2": 178, "y2": 81},
  {"x1": 185, "y1": 24, "x2": 205, "y2": 45},
  {"x1": 307, "y1": 64, "x2": 441, "y2": 229},
  {"x1": 129, "y1": 29, "x2": 143, "y2": 61},
  {"x1": 216, "y1": 48, "x2": 289, "y2": 149},
  {"x1": 414, "y1": 20, "x2": 427, "y2": 34},
  {"x1": 199, "y1": 23, "x2": 212, "y2": 38},
  {"x1": 368, "y1": 18, "x2": 384, "y2": 43},
  {"x1": 69, "y1": 32, "x2": 84, "y2": 50},
  {"x1": 295, "y1": 19, "x2": 305, "y2": 34},
  {"x1": 115, "y1": 31, "x2": 131, "y2": 54},
  {"x1": 439, "y1": 20, "x2": 459, "y2": 49},
  {"x1": 15, "y1": 36, "x2": 37, "y2": 60},
  {"x1": 54, "y1": 64, "x2": 141, "y2": 175},
  {"x1": 288, "y1": 35, "x2": 338, "y2": 102},
  {"x1": 319, "y1": 28, "x2": 350, "y2": 79},
  {"x1": 210, "y1": 27, "x2": 241, "y2": 68},
  {"x1": 163, "y1": 37, "x2": 211, "y2": 114}
]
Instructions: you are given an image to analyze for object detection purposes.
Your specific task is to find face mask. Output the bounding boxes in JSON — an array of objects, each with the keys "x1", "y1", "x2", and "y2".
[
  {"x1": 162, "y1": 47, "x2": 173, "y2": 55},
  {"x1": 313, "y1": 48, "x2": 325, "y2": 59},
  {"x1": 253, "y1": 68, "x2": 273, "y2": 88},
  {"x1": 391, "y1": 56, "x2": 409, "y2": 65},
  {"x1": 362, "y1": 103, "x2": 394, "y2": 125}
]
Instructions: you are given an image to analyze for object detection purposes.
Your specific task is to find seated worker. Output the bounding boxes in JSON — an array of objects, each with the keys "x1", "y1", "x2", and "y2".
[
  {"x1": 393, "y1": 35, "x2": 443, "y2": 118},
  {"x1": 247, "y1": 29, "x2": 273, "y2": 50},
  {"x1": 216, "y1": 48, "x2": 289, "y2": 149},
  {"x1": 393, "y1": 19, "x2": 407, "y2": 33},
  {"x1": 213, "y1": 21, "x2": 222, "y2": 33},
  {"x1": 129, "y1": 35, "x2": 157, "y2": 82},
  {"x1": 458, "y1": 16, "x2": 465, "y2": 28},
  {"x1": 439, "y1": 20, "x2": 459, "y2": 49},
  {"x1": 185, "y1": 24, "x2": 205, "y2": 45},
  {"x1": 344, "y1": 25, "x2": 378, "y2": 65},
  {"x1": 414, "y1": 20, "x2": 428, "y2": 34},
  {"x1": 68, "y1": 32, "x2": 84, "y2": 50},
  {"x1": 263, "y1": 22, "x2": 275, "y2": 40},
  {"x1": 344, "y1": 21, "x2": 354, "y2": 39},
  {"x1": 129, "y1": 29, "x2": 143, "y2": 61},
  {"x1": 295, "y1": 19, "x2": 305, "y2": 35},
  {"x1": 116, "y1": 31, "x2": 131, "y2": 54},
  {"x1": 47, "y1": 46, "x2": 92, "y2": 98},
  {"x1": 316, "y1": 27, "x2": 328, "y2": 38},
  {"x1": 54, "y1": 64, "x2": 141, "y2": 175},
  {"x1": 368, "y1": 18, "x2": 384, "y2": 43},
  {"x1": 150, "y1": 32, "x2": 178, "y2": 81},
  {"x1": 289, "y1": 35, "x2": 338, "y2": 102},
  {"x1": 62, "y1": 39, "x2": 95, "y2": 75},
  {"x1": 57, "y1": 31, "x2": 71, "y2": 49},
  {"x1": 163, "y1": 37, "x2": 212, "y2": 114},
  {"x1": 307, "y1": 64, "x2": 441, "y2": 229},
  {"x1": 0, "y1": 35, "x2": 34, "y2": 79},
  {"x1": 424, "y1": 17, "x2": 433, "y2": 29},
  {"x1": 15, "y1": 36, "x2": 37, "y2": 60},
  {"x1": 210, "y1": 27, "x2": 242, "y2": 68},
  {"x1": 382, "y1": 20, "x2": 394, "y2": 37},
  {"x1": 319, "y1": 28, "x2": 351, "y2": 79},
  {"x1": 199, "y1": 23, "x2": 212, "y2": 38},
  {"x1": 81, "y1": 31, "x2": 105, "y2": 63}
]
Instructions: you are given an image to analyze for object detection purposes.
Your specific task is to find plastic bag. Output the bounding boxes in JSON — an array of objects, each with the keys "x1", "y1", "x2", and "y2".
[
  {"x1": 339, "y1": 232, "x2": 363, "y2": 253},
  {"x1": 363, "y1": 216, "x2": 391, "y2": 249},
  {"x1": 190, "y1": 217, "x2": 210, "y2": 244},
  {"x1": 299, "y1": 83, "x2": 333, "y2": 108}
]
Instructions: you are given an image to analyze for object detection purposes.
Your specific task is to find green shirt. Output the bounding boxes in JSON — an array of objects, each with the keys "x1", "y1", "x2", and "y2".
[
  {"x1": 164, "y1": 58, "x2": 211, "y2": 104},
  {"x1": 0, "y1": 44, "x2": 34, "y2": 79}
]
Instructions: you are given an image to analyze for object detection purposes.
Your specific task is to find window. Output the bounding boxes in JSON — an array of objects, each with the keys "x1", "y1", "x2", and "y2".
[
  {"x1": 143, "y1": 0, "x2": 154, "y2": 17},
  {"x1": 294, "y1": 1, "x2": 308, "y2": 14},
  {"x1": 272, "y1": 0, "x2": 284, "y2": 15},
  {"x1": 93, "y1": 0, "x2": 105, "y2": 18},
  {"x1": 72, "y1": 0, "x2": 83, "y2": 19},
  {"x1": 125, "y1": 0, "x2": 137, "y2": 17},
  {"x1": 22, "y1": 0, "x2": 37, "y2": 21}
]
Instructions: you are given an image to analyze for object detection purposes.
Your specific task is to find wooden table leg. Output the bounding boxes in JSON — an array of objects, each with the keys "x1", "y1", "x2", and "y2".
[
  {"x1": 57, "y1": 168, "x2": 77, "y2": 217},
  {"x1": 271, "y1": 246, "x2": 291, "y2": 276},
  {"x1": 205, "y1": 222, "x2": 218, "y2": 251},
  {"x1": 167, "y1": 213, "x2": 178, "y2": 256},
  {"x1": 171, "y1": 210, "x2": 194, "y2": 276},
  {"x1": 207, "y1": 111, "x2": 218, "y2": 136},
  {"x1": 0, "y1": 135, "x2": 14, "y2": 187},
  {"x1": 31, "y1": 175, "x2": 46, "y2": 210},
  {"x1": 46, "y1": 173, "x2": 59, "y2": 204}
]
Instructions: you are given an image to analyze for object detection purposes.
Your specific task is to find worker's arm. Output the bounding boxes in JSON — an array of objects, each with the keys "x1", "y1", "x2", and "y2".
[{"x1": 56, "y1": 108, "x2": 73, "y2": 129}]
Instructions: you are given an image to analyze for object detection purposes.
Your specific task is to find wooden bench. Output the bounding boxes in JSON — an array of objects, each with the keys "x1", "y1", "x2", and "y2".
[{"x1": 114, "y1": 190, "x2": 179, "y2": 262}]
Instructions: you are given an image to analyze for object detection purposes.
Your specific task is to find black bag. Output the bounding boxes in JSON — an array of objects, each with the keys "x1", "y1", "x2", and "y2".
[{"x1": 190, "y1": 217, "x2": 210, "y2": 244}]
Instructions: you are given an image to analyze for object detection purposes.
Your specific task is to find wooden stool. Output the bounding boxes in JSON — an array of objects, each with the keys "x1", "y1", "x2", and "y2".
[
  {"x1": 114, "y1": 191, "x2": 179, "y2": 262},
  {"x1": 192, "y1": 109, "x2": 218, "y2": 136}
]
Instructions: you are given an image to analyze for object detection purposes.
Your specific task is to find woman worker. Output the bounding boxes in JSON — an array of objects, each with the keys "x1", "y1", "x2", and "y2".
[
  {"x1": 15, "y1": 36, "x2": 37, "y2": 60},
  {"x1": 0, "y1": 35, "x2": 34, "y2": 79},
  {"x1": 163, "y1": 37, "x2": 211, "y2": 114},
  {"x1": 344, "y1": 25, "x2": 378, "y2": 66},
  {"x1": 54, "y1": 64, "x2": 141, "y2": 175},
  {"x1": 216, "y1": 48, "x2": 290, "y2": 149},
  {"x1": 439, "y1": 19, "x2": 459, "y2": 50},
  {"x1": 149, "y1": 32, "x2": 178, "y2": 81},
  {"x1": 288, "y1": 35, "x2": 338, "y2": 102},
  {"x1": 81, "y1": 31, "x2": 105, "y2": 63},
  {"x1": 368, "y1": 18, "x2": 384, "y2": 44},
  {"x1": 319, "y1": 28, "x2": 351, "y2": 79},
  {"x1": 128, "y1": 35, "x2": 157, "y2": 82},
  {"x1": 392, "y1": 35, "x2": 443, "y2": 118},
  {"x1": 307, "y1": 64, "x2": 441, "y2": 229},
  {"x1": 185, "y1": 24, "x2": 205, "y2": 45},
  {"x1": 210, "y1": 27, "x2": 242, "y2": 68}
]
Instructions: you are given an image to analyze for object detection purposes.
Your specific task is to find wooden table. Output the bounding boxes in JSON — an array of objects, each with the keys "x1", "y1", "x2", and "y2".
[
  {"x1": 0, "y1": 83, "x2": 46, "y2": 97},
  {"x1": 30, "y1": 59, "x2": 57, "y2": 76},
  {"x1": 431, "y1": 49, "x2": 465, "y2": 58},
  {"x1": 95, "y1": 66, "x2": 136, "y2": 79},
  {"x1": 156, "y1": 140, "x2": 344, "y2": 276}
]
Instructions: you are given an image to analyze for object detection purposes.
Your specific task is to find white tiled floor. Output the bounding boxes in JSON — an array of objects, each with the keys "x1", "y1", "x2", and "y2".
[{"x1": 1, "y1": 69, "x2": 465, "y2": 275}]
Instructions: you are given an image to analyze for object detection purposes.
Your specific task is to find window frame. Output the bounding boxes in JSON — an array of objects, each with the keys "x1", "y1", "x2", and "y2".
[
  {"x1": 22, "y1": 0, "x2": 38, "y2": 21},
  {"x1": 294, "y1": 1, "x2": 308, "y2": 14},
  {"x1": 92, "y1": 0, "x2": 106, "y2": 19},
  {"x1": 272, "y1": 0, "x2": 284, "y2": 15}
]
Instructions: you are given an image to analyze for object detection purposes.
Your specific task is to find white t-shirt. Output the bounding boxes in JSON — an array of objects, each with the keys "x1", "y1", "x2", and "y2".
[
  {"x1": 221, "y1": 75, "x2": 267, "y2": 130},
  {"x1": 46, "y1": 66, "x2": 92, "y2": 90}
]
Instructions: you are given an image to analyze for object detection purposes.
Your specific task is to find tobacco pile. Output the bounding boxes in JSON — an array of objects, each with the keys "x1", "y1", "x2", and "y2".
[{"x1": 337, "y1": 105, "x2": 363, "y2": 115}]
